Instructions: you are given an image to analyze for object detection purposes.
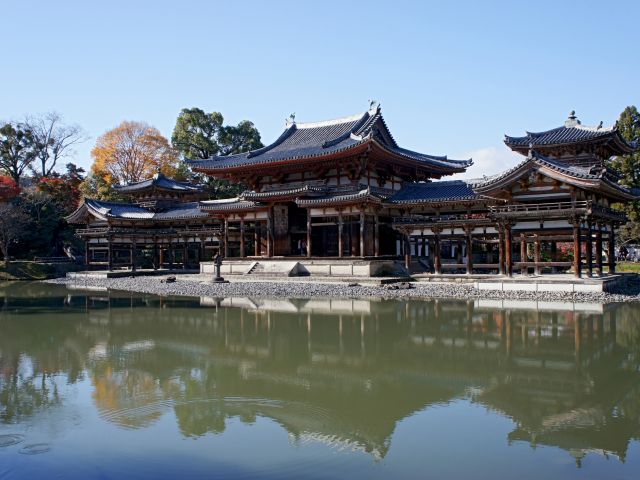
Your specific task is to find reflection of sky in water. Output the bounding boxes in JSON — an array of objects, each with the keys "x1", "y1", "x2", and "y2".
[{"x1": 0, "y1": 284, "x2": 639, "y2": 479}]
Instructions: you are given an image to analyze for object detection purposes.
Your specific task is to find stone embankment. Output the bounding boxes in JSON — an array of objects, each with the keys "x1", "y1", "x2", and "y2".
[{"x1": 46, "y1": 274, "x2": 640, "y2": 304}]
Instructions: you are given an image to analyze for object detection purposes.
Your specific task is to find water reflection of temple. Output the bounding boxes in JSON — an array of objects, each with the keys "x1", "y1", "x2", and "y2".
[{"x1": 1, "y1": 288, "x2": 639, "y2": 463}]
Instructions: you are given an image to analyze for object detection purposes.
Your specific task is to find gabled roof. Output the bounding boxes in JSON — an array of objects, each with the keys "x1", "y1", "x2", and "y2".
[
  {"x1": 474, "y1": 150, "x2": 640, "y2": 201},
  {"x1": 504, "y1": 111, "x2": 636, "y2": 156},
  {"x1": 66, "y1": 199, "x2": 208, "y2": 223},
  {"x1": 114, "y1": 173, "x2": 203, "y2": 194},
  {"x1": 187, "y1": 105, "x2": 472, "y2": 176}
]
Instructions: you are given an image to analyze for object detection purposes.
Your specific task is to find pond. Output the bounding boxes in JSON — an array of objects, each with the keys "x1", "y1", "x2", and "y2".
[{"x1": 1, "y1": 283, "x2": 639, "y2": 479}]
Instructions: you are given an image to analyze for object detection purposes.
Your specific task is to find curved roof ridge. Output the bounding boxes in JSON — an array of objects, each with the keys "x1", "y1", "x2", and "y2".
[{"x1": 296, "y1": 111, "x2": 368, "y2": 129}]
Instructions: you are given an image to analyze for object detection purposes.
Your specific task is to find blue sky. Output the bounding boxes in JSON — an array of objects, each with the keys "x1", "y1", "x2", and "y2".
[{"x1": 2, "y1": 0, "x2": 638, "y2": 178}]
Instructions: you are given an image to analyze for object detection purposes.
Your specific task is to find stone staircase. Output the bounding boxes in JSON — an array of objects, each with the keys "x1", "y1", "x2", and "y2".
[{"x1": 244, "y1": 261, "x2": 300, "y2": 277}]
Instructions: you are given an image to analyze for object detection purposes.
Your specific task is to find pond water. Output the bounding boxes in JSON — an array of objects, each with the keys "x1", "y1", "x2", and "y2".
[{"x1": 1, "y1": 283, "x2": 639, "y2": 479}]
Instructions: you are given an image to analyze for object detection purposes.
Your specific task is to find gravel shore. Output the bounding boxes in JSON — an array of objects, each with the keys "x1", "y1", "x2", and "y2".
[{"x1": 45, "y1": 274, "x2": 640, "y2": 304}]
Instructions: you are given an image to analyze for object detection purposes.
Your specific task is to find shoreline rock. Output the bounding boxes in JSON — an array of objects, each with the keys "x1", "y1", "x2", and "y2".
[{"x1": 44, "y1": 274, "x2": 640, "y2": 304}]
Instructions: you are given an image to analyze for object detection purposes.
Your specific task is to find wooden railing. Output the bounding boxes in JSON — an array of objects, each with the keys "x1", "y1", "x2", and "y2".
[
  {"x1": 393, "y1": 214, "x2": 492, "y2": 225},
  {"x1": 76, "y1": 226, "x2": 222, "y2": 236},
  {"x1": 488, "y1": 201, "x2": 589, "y2": 214}
]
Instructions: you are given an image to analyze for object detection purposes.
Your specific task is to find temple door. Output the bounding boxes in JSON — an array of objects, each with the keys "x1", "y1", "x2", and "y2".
[{"x1": 273, "y1": 204, "x2": 290, "y2": 255}]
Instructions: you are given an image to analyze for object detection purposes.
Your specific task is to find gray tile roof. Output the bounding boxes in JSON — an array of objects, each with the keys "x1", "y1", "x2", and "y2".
[
  {"x1": 388, "y1": 181, "x2": 479, "y2": 204},
  {"x1": 504, "y1": 112, "x2": 636, "y2": 153},
  {"x1": 80, "y1": 199, "x2": 207, "y2": 221},
  {"x1": 199, "y1": 198, "x2": 263, "y2": 212},
  {"x1": 187, "y1": 106, "x2": 472, "y2": 173},
  {"x1": 114, "y1": 173, "x2": 203, "y2": 193}
]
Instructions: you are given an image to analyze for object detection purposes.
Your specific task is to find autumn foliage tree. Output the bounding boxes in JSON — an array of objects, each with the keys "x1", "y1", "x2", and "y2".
[
  {"x1": 0, "y1": 176, "x2": 21, "y2": 201},
  {"x1": 91, "y1": 121, "x2": 179, "y2": 186}
]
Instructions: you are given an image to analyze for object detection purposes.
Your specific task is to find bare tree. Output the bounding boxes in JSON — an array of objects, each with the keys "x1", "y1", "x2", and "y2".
[
  {"x1": 0, "y1": 202, "x2": 29, "y2": 266},
  {"x1": 25, "y1": 112, "x2": 86, "y2": 177}
]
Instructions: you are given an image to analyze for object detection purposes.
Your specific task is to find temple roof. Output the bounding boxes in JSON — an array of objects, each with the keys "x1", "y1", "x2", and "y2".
[
  {"x1": 199, "y1": 197, "x2": 265, "y2": 213},
  {"x1": 388, "y1": 180, "x2": 481, "y2": 205},
  {"x1": 474, "y1": 150, "x2": 640, "y2": 200},
  {"x1": 187, "y1": 105, "x2": 472, "y2": 176},
  {"x1": 66, "y1": 199, "x2": 208, "y2": 223},
  {"x1": 113, "y1": 173, "x2": 203, "y2": 194},
  {"x1": 504, "y1": 111, "x2": 636, "y2": 156}
]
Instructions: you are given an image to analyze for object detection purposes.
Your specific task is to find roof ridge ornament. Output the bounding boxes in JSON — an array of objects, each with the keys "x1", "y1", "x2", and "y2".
[
  {"x1": 565, "y1": 110, "x2": 581, "y2": 127},
  {"x1": 285, "y1": 112, "x2": 296, "y2": 128},
  {"x1": 368, "y1": 99, "x2": 380, "y2": 113}
]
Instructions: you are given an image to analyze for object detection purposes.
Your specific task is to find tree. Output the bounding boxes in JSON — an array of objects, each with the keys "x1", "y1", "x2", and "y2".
[
  {"x1": 91, "y1": 121, "x2": 179, "y2": 186},
  {"x1": 171, "y1": 108, "x2": 263, "y2": 198},
  {"x1": 611, "y1": 106, "x2": 640, "y2": 244},
  {"x1": 0, "y1": 176, "x2": 20, "y2": 201},
  {"x1": 0, "y1": 123, "x2": 37, "y2": 183},
  {"x1": 0, "y1": 202, "x2": 29, "y2": 266},
  {"x1": 25, "y1": 112, "x2": 86, "y2": 177},
  {"x1": 171, "y1": 108, "x2": 262, "y2": 160}
]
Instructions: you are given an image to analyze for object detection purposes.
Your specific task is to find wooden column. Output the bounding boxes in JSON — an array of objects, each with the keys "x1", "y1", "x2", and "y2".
[
  {"x1": 153, "y1": 236, "x2": 158, "y2": 270},
  {"x1": 159, "y1": 242, "x2": 164, "y2": 268},
  {"x1": 404, "y1": 232, "x2": 411, "y2": 270},
  {"x1": 239, "y1": 218, "x2": 245, "y2": 258},
  {"x1": 465, "y1": 228, "x2": 472, "y2": 275},
  {"x1": 84, "y1": 239, "x2": 90, "y2": 268},
  {"x1": 504, "y1": 224, "x2": 513, "y2": 277},
  {"x1": 498, "y1": 228, "x2": 505, "y2": 275},
  {"x1": 572, "y1": 220, "x2": 581, "y2": 278},
  {"x1": 338, "y1": 212, "x2": 343, "y2": 258},
  {"x1": 585, "y1": 221, "x2": 593, "y2": 277},
  {"x1": 520, "y1": 233, "x2": 527, "y2": 275},
  {"x1": 223, "y1": 217, "x2": 229, "y2": 258},
  {"x1": 434, "y1": 230, "x2": 441, "y2": 275},
  {"x1": 359, "y1": 212, "x2": 365, "y2": 257},
  {"x1": 183, "y1": 237, "x2": 188, "y2": 270},
  {"x1": 108, "y1": 238, "x2": 114, "y2": 270},
  {"x1": 254, "y1": 223, "x2": 260, "y2": 256},
  {"x1": 306, "y1": 210, "x2": 312, "y2": 258},
  {"x1": 374, "y1": 213, "x2": 379, "y2": 257},
  {"x1": 266, "y1": 217, "x2": 273, "y2": 258},
  {"x1": 168, "y1": 236, "x2": 174, "y2": 270},
  {"x1": 131, "y1": 235, "x2": 137, "y2": 273},
  {"x1": 595, "y1": 222, "x2": 603, "y2": 276},
  {"x1": 534, "y1": 234, "x2": 541, "y2": 275},
  {"x1": 608, "y1": 223, "x2": 615, "y2": 274}
]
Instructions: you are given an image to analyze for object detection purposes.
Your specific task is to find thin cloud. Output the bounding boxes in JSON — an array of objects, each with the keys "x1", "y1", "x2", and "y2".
[{"x1": 450, "y1": 146, "x2": 522, "y2": 181}]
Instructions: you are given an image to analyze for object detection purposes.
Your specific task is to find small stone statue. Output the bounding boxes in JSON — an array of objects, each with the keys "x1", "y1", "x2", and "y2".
[{"x1": 212, "y1": 252, "x2": 227, "y2": 283}]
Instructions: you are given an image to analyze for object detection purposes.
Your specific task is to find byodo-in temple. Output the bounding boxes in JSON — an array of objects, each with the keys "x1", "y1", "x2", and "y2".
[{"x1": 68, "y1": 106, "x2": 639, "y2": 278}]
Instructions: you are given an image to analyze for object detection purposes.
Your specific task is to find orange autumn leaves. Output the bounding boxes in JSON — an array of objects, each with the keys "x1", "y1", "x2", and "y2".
[{"x1": 91, "y1": 121, "x2": 179, "y2": 186}]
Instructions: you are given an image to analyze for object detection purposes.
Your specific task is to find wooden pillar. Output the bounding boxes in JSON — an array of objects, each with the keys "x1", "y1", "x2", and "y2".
[
  {"x1": 131, "y1": 235, "x2": 137, "y2": 273},
  {"x1": 199, "y1": 235, "x2": 205, "y2": 263},
  {"x1": 359, "y1": 211, "x2": 365, "y2": 257},
  {"x1": 84, "y1": 239, "x2": 90, "y2": 268},
  {"x1": 595, "y1": 222, "x2": 603, "y2": 276},
  {"x1": 168, "y1": 236, "x2": 174, "y2": 270},
  {"x1": 504, "y1": 224, "x2": 512, "y2": 277},
  {"x1": 585, "y1": 221, "x2": 593, "y2": 277},
  {"x1": 534, "y1": 234, "x2": 541, "y2": 275},
  {"x1": 239, "y1": 218, "x2": 245, "y2": 258},
  {"x1": 223, "y1": 217, "x2": 229, "y2": 258},
  {"x1": 306, "y1": 210, "x2": 312, "y2": 258},
  {"x1": 573, "y1": 220, "x2": 581, "y2": 278},
  {"x1": 608, "y1": 223, "x2": 615, "y2": 274},
  {"x1": 465, "y1": 229, "x2": 472, "y2": 275},
  {"x1": 404, "y1": 232, "x2": 411, "y2": 270},
  {"x1": 498, "y1": 228, "x2": 505, "y2": 275},
  {"x1": 153, "y1": 236, "x2": 158, "y2": 270},
  {"x1": 254, "y1": 223, "x2": 260, "y2": 257},
  {"x1": 183, "y1": 236, "x2": 188, "y2": 271},
  {"x1": 266, "y1": 217, "x2": 273, "y2": 258},
  {"x1": 338, "y1": 212, "x2": 343, "y2": 258},
  {"x1": 159, "y1": 242, "x2": 164, "y2": 268},
  {"x1": 374, "y1": 213, "x2": 379, "y2": 257},
  {"x1": 520, "y1": 233, "x2": 527, "y2": 275},
  {"x1": 434, "y1": 231, "x2": 441, "y2": 275},
  {"x1": 107, "y1": 238, "x2": 113, "y2": 270}
]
